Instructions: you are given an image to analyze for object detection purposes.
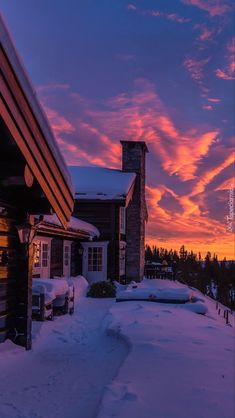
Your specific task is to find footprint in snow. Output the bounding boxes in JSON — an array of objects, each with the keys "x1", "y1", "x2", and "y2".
[
  {"x1": 161, "y1": 309, "x2": 172, "y2": 314},
  {"x1": 123, "y1": 392, "x2": 138, "y2": 401},
  {"x1": 53, "y1": 329, "x2": 63, "y2": 335},
  {"x1": 58, "y1": 336, "x2": 68, "y2": 343}
]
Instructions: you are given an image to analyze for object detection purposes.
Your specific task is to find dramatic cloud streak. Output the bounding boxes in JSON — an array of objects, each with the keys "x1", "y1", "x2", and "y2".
[{"x1": 4, "y1": 0, "x2": 233, "y2": 258}]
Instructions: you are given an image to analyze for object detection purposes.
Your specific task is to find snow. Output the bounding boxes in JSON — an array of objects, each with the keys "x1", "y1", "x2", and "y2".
[
  {"x1": 69, "y1": 166, "x2": 136, "y2": 200},
  {"x1": 98, "y1": 280, "x2": 235, "y2": 418},
  {"x1": 33, "y1": 278, "x2": 69, "y2": 299},
  {"x1": 0, "y1": 278, "x2": 234, "y2": 418},
  {"x1": 117, "y1": 278, "x2": 193, "y2": 302},
  {"x1": 38, "y1": 214, "x2": 100, "y2": 238},
  {"x1": 0, "y1": 278, "x2": 128, "y2": 418}
]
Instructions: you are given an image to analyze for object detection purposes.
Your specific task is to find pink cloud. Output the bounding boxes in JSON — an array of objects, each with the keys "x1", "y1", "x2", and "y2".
[
  {"x1": 127, "y1": 4, "x2": 137, "y2": 11},
  {"x1": 183, "y1": 56, "x2": 210, "y2": 82},
  {"x1": 127, "y1": 4, "x2": 191, "y2": 23},
  {"x1": 181, "y1": 0, "x2": 233, "y2": 17},
  {"x1": 43, "y1": 106, "x2": 75, "y2": 137},
  {"x1": 215, "y1": 68, "x2": 234, "y2": 80},
  {"x1": 215, "y1": 37, "x2": 235, "y2": 80},
  {"x1": 208, "y1": 98, "x2": 221, "y2": 103},
  {"x1": 115, "y1": 53, "x2": 135, "y2": 61},
  {"x1": 203, "y1": 105, "x2": 213, "y2": 111}
]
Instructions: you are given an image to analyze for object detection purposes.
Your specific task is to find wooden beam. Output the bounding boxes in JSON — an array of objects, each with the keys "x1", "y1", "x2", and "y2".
[{"x1": 0, "y1": 45, "x2": 74, "y2": 227}]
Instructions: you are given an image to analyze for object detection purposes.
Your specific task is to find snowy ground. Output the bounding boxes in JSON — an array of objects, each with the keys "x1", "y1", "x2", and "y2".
[
  {"x1": 99, "y1": 280, "x2": 235, "y2": 418},
  {"x1": 0, "y1": 279, "x2": 128, "y2": 418},
  {"x1": 0, "y1": 278, "x2": 234, "y2": 418}
]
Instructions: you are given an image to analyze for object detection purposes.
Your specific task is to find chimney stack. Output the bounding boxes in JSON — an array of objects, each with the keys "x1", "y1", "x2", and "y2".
[{"x1": 120, "y1": 141, "x2": 148, "y2": 282}]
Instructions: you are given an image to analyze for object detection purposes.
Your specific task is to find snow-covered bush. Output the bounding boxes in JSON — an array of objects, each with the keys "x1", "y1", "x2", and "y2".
[{"x1": 87, "y1": 281, "x2": 116, "y2": 298}]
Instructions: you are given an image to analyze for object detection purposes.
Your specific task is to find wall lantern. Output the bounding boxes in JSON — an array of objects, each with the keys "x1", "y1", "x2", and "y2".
[{"x1": 16, "y1": 223, "x2": 36, "y2": 245}]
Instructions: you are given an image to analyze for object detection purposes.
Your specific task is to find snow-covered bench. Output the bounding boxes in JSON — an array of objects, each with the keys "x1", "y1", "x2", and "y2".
[
  {"x1": 32, "y1": 278, "x2": 75, "y2": 320},
  {"x1": 32, "y1": 283, "x2": 54, "y2": 321}
]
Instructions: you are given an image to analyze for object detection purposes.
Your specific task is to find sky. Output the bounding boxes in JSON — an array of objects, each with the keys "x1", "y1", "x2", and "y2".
[{"x1": 1, "y1": 0, "x2": 234, "y2": 259}]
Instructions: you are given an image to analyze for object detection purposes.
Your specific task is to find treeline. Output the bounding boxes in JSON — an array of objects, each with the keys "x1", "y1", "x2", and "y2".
[{"x1": 145, "y1": 245, "x2": 235, "y2": 310}]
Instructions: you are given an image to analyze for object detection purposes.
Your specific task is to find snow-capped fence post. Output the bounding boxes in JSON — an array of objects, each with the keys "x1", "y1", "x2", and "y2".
[
  {"x1": 225, "y1": 310, "x2": 229, "y2": 325},
  {"x1": 218, "y1": 308, "x2": 221, "y2": 315}
]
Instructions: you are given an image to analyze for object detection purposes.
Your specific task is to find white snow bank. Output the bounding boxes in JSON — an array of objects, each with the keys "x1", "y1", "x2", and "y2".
[
  {"x1": 182, "y1": 301, "x2": 208, "y2": 315},
  {"x1": 69, "y1": 166, "x2": 136, "y2": 200},
  {"x1": 98, "y1": 290, "x2": 234, "y2": 418},
  {"x1": 33, "y1": 278, "x2": 69, "y2": 297},
  {"x1": 72, "y1": 275, "x2": 89, "y2": 298},
  {"x1": 32, "y1": 276, "x2": 89, "y2": 301},
  {"x1": 117, "y1": 279, "x2": 193, "y2": 302}
]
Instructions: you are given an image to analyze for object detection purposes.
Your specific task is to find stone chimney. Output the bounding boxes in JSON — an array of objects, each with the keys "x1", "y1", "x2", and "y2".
[{"x1": 120, "y1": 140, "x2": 148, "y2": 282}]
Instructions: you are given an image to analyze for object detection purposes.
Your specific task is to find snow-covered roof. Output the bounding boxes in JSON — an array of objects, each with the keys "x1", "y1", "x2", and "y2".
[
  {"x1": 0, "y1": 16, "x2": 73, "y2": 196},
  {"x1": 69, "y1": 166, "x2": 136, "y2": 200},
  {"x1": 38, "y1": 214, "x2": 99, "y2": 238}
]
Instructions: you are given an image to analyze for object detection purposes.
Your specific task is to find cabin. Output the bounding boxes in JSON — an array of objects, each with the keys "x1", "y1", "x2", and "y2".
[
  {"x1": 0, "y1": 17, "x2": 74, "y2": 349},
  {"x1": 33, "y1": 214, "x2": 99, "y2": 279},
  {"x1": 70, "y1": 141, "x2": 148, "y2": 283}
]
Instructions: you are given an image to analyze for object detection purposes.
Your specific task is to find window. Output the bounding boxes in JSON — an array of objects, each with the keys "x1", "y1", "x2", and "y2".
[
  {"x1": 88, "y1": 247, "x2": 103, "y2": 272},
  {"x1": 120, "y1": 207, "x2": 126, "y2": 234},
  {"x1": 119, "y1": 242, "x2": 126, "y2": 276},
  {"x1": 33, "y1": 240, "x2": 41, "y2": 267},
  {"x1": 42, "y1": 243, "x2": 48, "y2": 267},
  {"x1": 64, "y1": 245, "x2": 69, "y2": 266},
  {"x1": 33, "y1": 241, "x2": 48, "y2": 268}
]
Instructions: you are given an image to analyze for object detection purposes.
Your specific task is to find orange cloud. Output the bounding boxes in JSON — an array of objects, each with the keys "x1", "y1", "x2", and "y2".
[
  {"x1": 146, "y1": 184, "x2": 234, "y2": 259},
  {"x1": 37, "y1": 81, "x2": 232, "y2": 259},
  {"x1": 215, "y1": 177, "x2": 234, "y2": 191},
  {"x1": 190, "y1": 153, "x2": 234, "y2": 196}
]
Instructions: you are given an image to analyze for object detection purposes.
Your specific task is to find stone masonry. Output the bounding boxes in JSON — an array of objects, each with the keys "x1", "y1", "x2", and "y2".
[{"x1": 121, "y1": 141, "x2": 148, "y2": 282}]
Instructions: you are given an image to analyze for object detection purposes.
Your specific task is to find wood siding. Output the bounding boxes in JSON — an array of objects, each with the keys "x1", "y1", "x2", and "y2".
[
  {"x1": 74, "y1": 201, "x2": 122, "y2": 280},
  {"x1": 0, "y1": 203, "x2": 19, "y2": 342}
]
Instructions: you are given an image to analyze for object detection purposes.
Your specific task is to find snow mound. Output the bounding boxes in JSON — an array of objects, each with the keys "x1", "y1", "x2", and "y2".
[
  {"x1": 182, "y1": 301, "x2": 208, "y2": 315},
  {"x1": 117, "y1": 283, "x2": 193, "y2": 302},
  {"x1": 98, "y1": 287, "x2": 234, "y2": 418},
  {"x1": 72, "y1": 275, "x2": 89, "y2": 298}
]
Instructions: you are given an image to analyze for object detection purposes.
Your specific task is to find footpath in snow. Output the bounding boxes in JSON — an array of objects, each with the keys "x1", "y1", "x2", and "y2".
[
  {"x1": 0, "y1": 279, "x2": 128, "y2": 418},
  {"x1": 98, "y1": 279, "x2": 235, "y2": 418}
]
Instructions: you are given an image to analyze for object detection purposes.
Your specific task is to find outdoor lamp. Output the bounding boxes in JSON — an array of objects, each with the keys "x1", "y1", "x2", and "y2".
[{"x1": 16, "y1": 223, "x2": 36, "y2": 245}]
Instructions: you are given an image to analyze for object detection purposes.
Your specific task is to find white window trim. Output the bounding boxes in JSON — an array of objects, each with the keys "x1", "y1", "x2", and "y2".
[{"x1": 120, "y1": 207, "x2": 126, "y2": 234}]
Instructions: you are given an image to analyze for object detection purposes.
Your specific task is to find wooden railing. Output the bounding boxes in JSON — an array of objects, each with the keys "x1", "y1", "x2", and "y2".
[{"x1": 144, "y1": 266, "x2": 174, "y2": 280}]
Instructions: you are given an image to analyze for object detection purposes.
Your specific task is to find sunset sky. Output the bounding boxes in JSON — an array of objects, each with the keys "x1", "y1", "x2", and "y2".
[{"x1": 1, "y1": 1, "x2": 234, "y2": 259}]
